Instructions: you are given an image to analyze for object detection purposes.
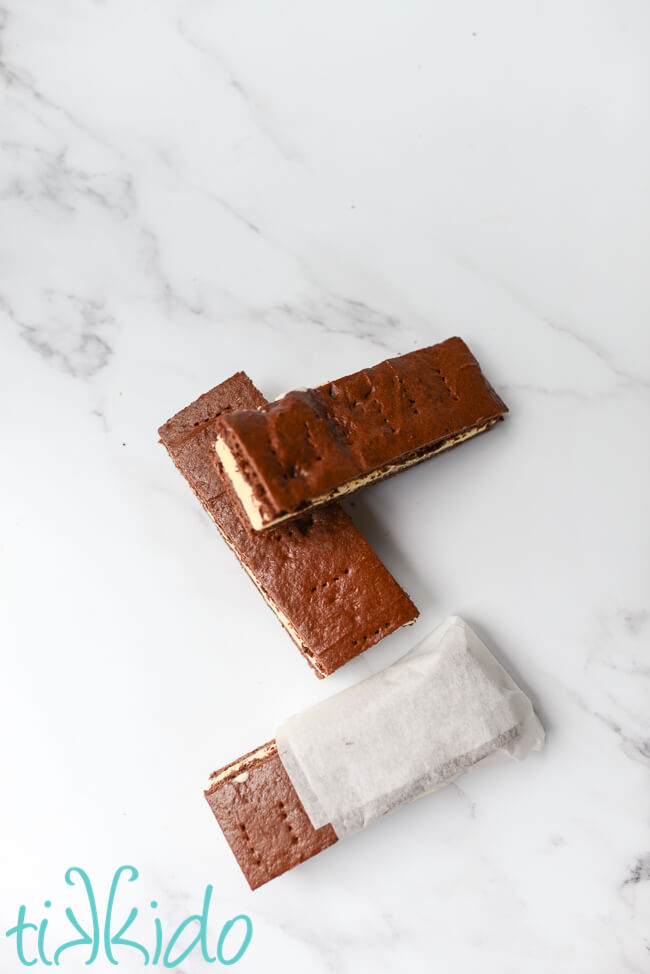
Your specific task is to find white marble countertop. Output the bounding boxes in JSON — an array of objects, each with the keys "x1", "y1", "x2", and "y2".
[{"x1": 2, "y1": 2, "x2": 649, "y2": 972}]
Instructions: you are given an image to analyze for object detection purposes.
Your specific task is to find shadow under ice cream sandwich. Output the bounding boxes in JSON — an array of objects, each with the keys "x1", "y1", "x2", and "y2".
[
  {"x1": 205, "y1": 617, "x2": 544, "y2": 889},
  {"x1": 213, "y1": 337, "x2": 508, "y2": 532}
]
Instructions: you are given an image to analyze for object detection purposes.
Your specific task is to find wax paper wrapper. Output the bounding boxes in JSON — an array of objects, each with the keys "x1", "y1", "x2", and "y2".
[{"x1": 276, "y1": 616, "x2": 544, "y2": 839}]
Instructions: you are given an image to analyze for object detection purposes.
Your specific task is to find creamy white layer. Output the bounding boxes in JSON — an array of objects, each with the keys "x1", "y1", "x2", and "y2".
[
  {"x1": 207, "y1": 741, "x2": 277, "y2": 791},
  {"x1": 215, "y1": 435, "x2": 267, "y2": 530}
]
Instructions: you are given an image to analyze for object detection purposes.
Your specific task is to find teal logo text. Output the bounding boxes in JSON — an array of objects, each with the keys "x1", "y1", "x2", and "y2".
[{"x1": 5, "y1": 866, "x2": 253, "y2": 967}]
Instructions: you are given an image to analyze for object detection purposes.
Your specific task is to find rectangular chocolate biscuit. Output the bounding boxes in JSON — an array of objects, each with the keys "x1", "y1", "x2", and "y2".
[
  {"x1": 158, "y1": 373, "x2": 418, "y2": 677},
  {"x1": 205, "y1": 741, "x2": 337, "y2": 889},
  {"x1": 214, "y1": 337, "x2": 508, "y2": 531}
]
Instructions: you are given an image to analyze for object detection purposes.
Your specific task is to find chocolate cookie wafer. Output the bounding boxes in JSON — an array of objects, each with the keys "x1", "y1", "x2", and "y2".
[
  {"x1": 214, "y1": 337, "x2": 508, "y2": 531},
  {"x1": 205, "y1": 741, "x2": 337, "y2": 890},
  {"x1": 158, "y1": 373, "x2": 418, "y2": 677}
]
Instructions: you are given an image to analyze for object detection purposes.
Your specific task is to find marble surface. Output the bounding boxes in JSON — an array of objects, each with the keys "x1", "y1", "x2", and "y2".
[{"x1": 1, "y1": 2, "x2": 649, "y2": 971}]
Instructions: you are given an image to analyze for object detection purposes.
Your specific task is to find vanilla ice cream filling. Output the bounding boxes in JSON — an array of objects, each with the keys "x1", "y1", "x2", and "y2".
[
  {"x1": 207, "y1": 742, "x2": 277, "y2": 791},
  {"x1": 216, "y1": 420, "x2": 496, "y2": 531},
  {"x1": 215, "y1": 435, "x2": 267, "y2": 531}
]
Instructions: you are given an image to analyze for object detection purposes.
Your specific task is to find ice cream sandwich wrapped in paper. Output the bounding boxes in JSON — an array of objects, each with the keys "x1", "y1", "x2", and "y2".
[{"x1": 276, "y1": 616, "x2": 544, "y2": 839}]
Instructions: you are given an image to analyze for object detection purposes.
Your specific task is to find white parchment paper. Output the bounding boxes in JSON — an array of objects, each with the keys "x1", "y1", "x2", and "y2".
[{"x1": 276, "y1": 616, "x2": 545, "y2": 838}]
